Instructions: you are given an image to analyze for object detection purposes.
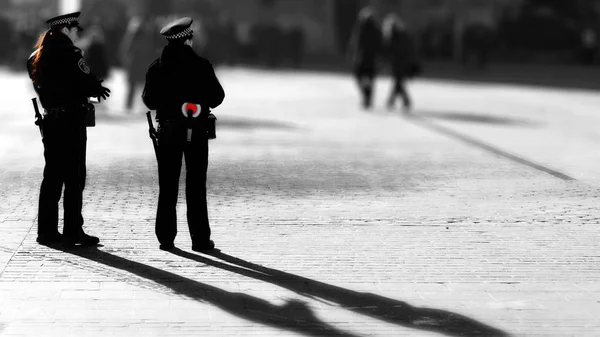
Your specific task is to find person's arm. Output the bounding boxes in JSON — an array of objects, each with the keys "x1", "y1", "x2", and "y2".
[
  {"x1": 64, "y1": 48, "x2": 110, "y2": 100},
  {"x1": 119, "y1": 18, "x2": 141, "y2": 65},
  {"x1": 142, "y1": 60, "x2": 162, "y2": 110},
  {"x1": 205, "y1": 61, "x2": 225, "y2": 109}
]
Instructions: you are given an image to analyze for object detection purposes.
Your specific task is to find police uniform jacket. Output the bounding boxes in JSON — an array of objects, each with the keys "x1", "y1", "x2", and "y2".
[
  {"x1": 142, "y1": 43, "x2": 225, "y2": 122},
  {"x1": 27, "y1": 32, "x2": 105, "y2": 110}
]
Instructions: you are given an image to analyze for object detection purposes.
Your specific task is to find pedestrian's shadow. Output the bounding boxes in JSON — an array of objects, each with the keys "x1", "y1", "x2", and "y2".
[
  {"x1": 405, "y1": 113, "x2": 575, "y2": 181},
  {"x1": 170, "y1": 249, "x2": 510, "y2": 337},
  {"x1": 61, "y1": 247, "x2": 362, "y2": 337},
  {"x1": 413, "y1": 110, "x2": 535, "y2": 127}
]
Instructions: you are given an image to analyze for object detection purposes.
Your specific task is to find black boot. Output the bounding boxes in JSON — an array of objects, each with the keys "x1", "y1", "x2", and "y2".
[
  {"x1": 159, "y1": 243, "x2": 175, "y2": 251},
  {"x1": 192, "y1": 240, "x2": 215, "y2": 252},
  {"x1": 63, "y1": 231, "x2": 100, "y2": 248},
  {"x1": 37, "y1": 232, "x2": 63, "y2": 246}
]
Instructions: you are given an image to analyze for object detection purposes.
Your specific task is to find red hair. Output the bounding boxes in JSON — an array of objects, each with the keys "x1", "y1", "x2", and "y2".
[{"x1": 30, "y1": 30, "x2": 51, "y2": 85}]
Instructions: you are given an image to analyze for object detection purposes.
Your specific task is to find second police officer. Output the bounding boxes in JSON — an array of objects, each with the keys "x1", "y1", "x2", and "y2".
[
  {"x1": 27, "y1": 12, "x2": 111, "y2": 247},
  {"x1": 142, "y1": 17, "x2": 225, "y2": 252}
]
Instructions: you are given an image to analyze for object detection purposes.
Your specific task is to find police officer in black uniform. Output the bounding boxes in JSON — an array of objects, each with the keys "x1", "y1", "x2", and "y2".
[
  {"x1": 142, "y1": 17, "x2": 225, "y2": 252},
  {"x1": 27, "y1": 12, "x2": 111, "y2": 247}
]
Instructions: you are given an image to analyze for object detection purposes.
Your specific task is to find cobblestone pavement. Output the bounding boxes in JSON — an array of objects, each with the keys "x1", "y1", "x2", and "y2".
[{"x1": 0, "y1": 68, "x2": 599, "y2": 336}]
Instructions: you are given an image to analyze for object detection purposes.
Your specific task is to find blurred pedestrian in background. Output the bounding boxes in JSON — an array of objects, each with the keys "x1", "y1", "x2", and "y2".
[
  {"x1": 286, "y1": 26, "x2": 305, "y2": 68},
  {"x1": 120, "y1": 15, "x2": 160, "y2": 112},
  {"x1": 461, "y1": 23, "x2": 493, "y2": 70},
  {"x1": 382, "y1": 13, "x2": 419, "y2": 113},
  {"x1": 77, "y1": 19, "x2": 110, "y2": 81},
  {"x1": 580, "y1": 27, "x2": 597, "y2": 66},
  {"x1": 0, "y1": 15, "x2": 14, "y2": 65},
  {"x1": 347, "y1": 7, "x2": 382, "y2": 110},
  {"x1": 142, "y1": 17, "x2": 225, "y2": 252},
  {"x1": 204, "y1": 15, "x2": 238, "y2": 66},
  {"x1": 26, "y1": 12, "x2": 110, "y2": 247}
]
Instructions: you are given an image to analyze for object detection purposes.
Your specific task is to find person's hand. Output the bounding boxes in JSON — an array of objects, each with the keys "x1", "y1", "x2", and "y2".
[
  {"x1": 98, "y1": 86, "x2": 111, "y2": 101},
  {"x1": 96, "y1": 80, "x2": 111, "y2": 102}
]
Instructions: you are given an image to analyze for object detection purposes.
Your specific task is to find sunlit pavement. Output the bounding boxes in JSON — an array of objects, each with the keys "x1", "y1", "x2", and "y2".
[{"x1": 0, "y1": 66, "x2": 599, "y2": 336}]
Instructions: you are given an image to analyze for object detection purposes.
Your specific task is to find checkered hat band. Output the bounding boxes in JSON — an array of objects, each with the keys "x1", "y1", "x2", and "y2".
[
  {"x1": 48, "y1": 17, "x2": 77, "y2": 27},
  {"x1": 166, "y1": 28, "x2": 193, "y2": 40}
]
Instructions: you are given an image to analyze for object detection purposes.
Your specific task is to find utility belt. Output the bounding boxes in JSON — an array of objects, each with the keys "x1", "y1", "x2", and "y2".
[
  {"x1": 158, "y1": 116, "x2": 217, "y2": 140},
  {"x1": 44, "y1": 103, "x2": 95, "y2": 127},
  {"x1": 157, "y1": 103, "x2": 216, "y2": 140}
]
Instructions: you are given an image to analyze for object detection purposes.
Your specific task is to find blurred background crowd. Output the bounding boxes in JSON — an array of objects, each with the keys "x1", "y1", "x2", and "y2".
[{"x1": 0, "y1": 0, "x2": 599, "y2": 76}]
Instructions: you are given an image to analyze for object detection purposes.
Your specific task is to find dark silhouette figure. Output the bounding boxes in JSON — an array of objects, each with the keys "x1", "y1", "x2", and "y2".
[
  {"x1": 580, "y1": 27, "x2": 597, "y2": 66},
  {"x1": 170, "y1": 249, "x2": 511, "y2": 337},
  {"x1": 287, "y1": 26, "x2": 306, "y2": 67},
  {"x1": 0, "y1": 15, "x2": 14, "y2": 64},
  {"x1": 61, "y1": 247, "x2": 362, "y2": 337},
  {"x1": 461, "y1": 23, "x2": 493, "y2": 70},
  {"x1": 205, "y1": 16, "x2": 239, "y2": 66},
  {"x1": 382, "y1": 14, "x2": 419, "y2": 113},
  {"x1": 142, "y1": 17, "x2": 225, "y2": 252},
  {"x1": 348, "y1": 7, "x2": 382, "y2": 109},
  {"x1": 81, "y1": 22, "x2": 110, "y2": 81},
  {"x1": 27, "y1": 12, "x2": 110, "y2": 248},
  {"x1": 121, "y1": 16, "x2": 160, "y2": 112}
]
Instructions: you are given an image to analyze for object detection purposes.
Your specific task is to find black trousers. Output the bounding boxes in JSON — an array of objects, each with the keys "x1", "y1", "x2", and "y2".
[
  {"x1": 156, "y1": 121, "x2": 210, "y2": 246},
  {"x1": 37, "y1": 112, "x2": 87, "y2": 237}
]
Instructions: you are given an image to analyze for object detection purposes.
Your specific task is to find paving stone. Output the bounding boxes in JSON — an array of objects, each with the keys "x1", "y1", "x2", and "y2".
[{"x1": 0, "y1": 68, "x2": 598, "y2": 336}]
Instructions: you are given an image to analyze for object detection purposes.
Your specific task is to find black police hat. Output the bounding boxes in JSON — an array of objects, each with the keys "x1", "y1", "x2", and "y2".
[
  {"x1": 46, "y1": 11, "x2": 83, "y2": 31},
  {"x1": 160, "y1": 17, "x2": 194, "y2": 40}
]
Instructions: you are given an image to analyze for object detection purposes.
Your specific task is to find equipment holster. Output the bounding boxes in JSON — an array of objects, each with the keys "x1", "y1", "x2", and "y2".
[
  {"x1": 84, "y1": 103, "x2": 95, "y2": 127},
  {"x1": 207, "y1": 113, "x2": 217, "y2": 140}
]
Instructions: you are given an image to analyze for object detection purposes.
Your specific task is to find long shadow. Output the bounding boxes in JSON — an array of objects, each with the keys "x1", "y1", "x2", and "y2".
[
  {"x1": 407, "y1": 113, "x2": 575, "y2": 181},
  {"x1": 416, "y1": 110, "x2": 536, "y2": 127},
  {"x1": 61, "y1": 247, "x2": 363, "y2": 337},
  {"x1": 95, "y1": 111, "x2": 299, "y2": 132},
  {"x1": 170, "y1": 249, "x2": 510, "y2": 337},
  {"x1": 217, "y1": 116, "x2": 299, "y2": 131}
]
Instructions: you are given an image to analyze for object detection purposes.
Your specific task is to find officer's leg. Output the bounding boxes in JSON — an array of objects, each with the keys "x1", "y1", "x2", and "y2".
[
  {"x1": 184, "y1": 138, "x2": 211, "y2": 246},
  {"x1": 63, "y1": 122, "x2": 85, "y2": 238},
  {"x1": 77, "y1": 126, "x2": 87, "y2": 230},
  {"x1": 156, "y1": 136, "x2": 183, "y2": 248},
  {"x1": 62, "y1": 113, "x2": 99, "y2": 247},
  {"x1": 37, "y1": 119, "x2": 65, "y2": 243},
  {"x1": 75, "y1": 125, "x2": 87, "y2": 233}
]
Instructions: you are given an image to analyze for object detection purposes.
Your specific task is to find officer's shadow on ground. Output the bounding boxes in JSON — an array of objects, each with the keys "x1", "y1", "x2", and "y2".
[
  {"x1": 60, "y1": 246, "x2": 361, "y2": 337},
  {"x1": 172, "y1": 249, "x2": 509, "y2": 337},
  {"x1": 60, "y1": 246, "x2": 510, "y2": 336}
]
